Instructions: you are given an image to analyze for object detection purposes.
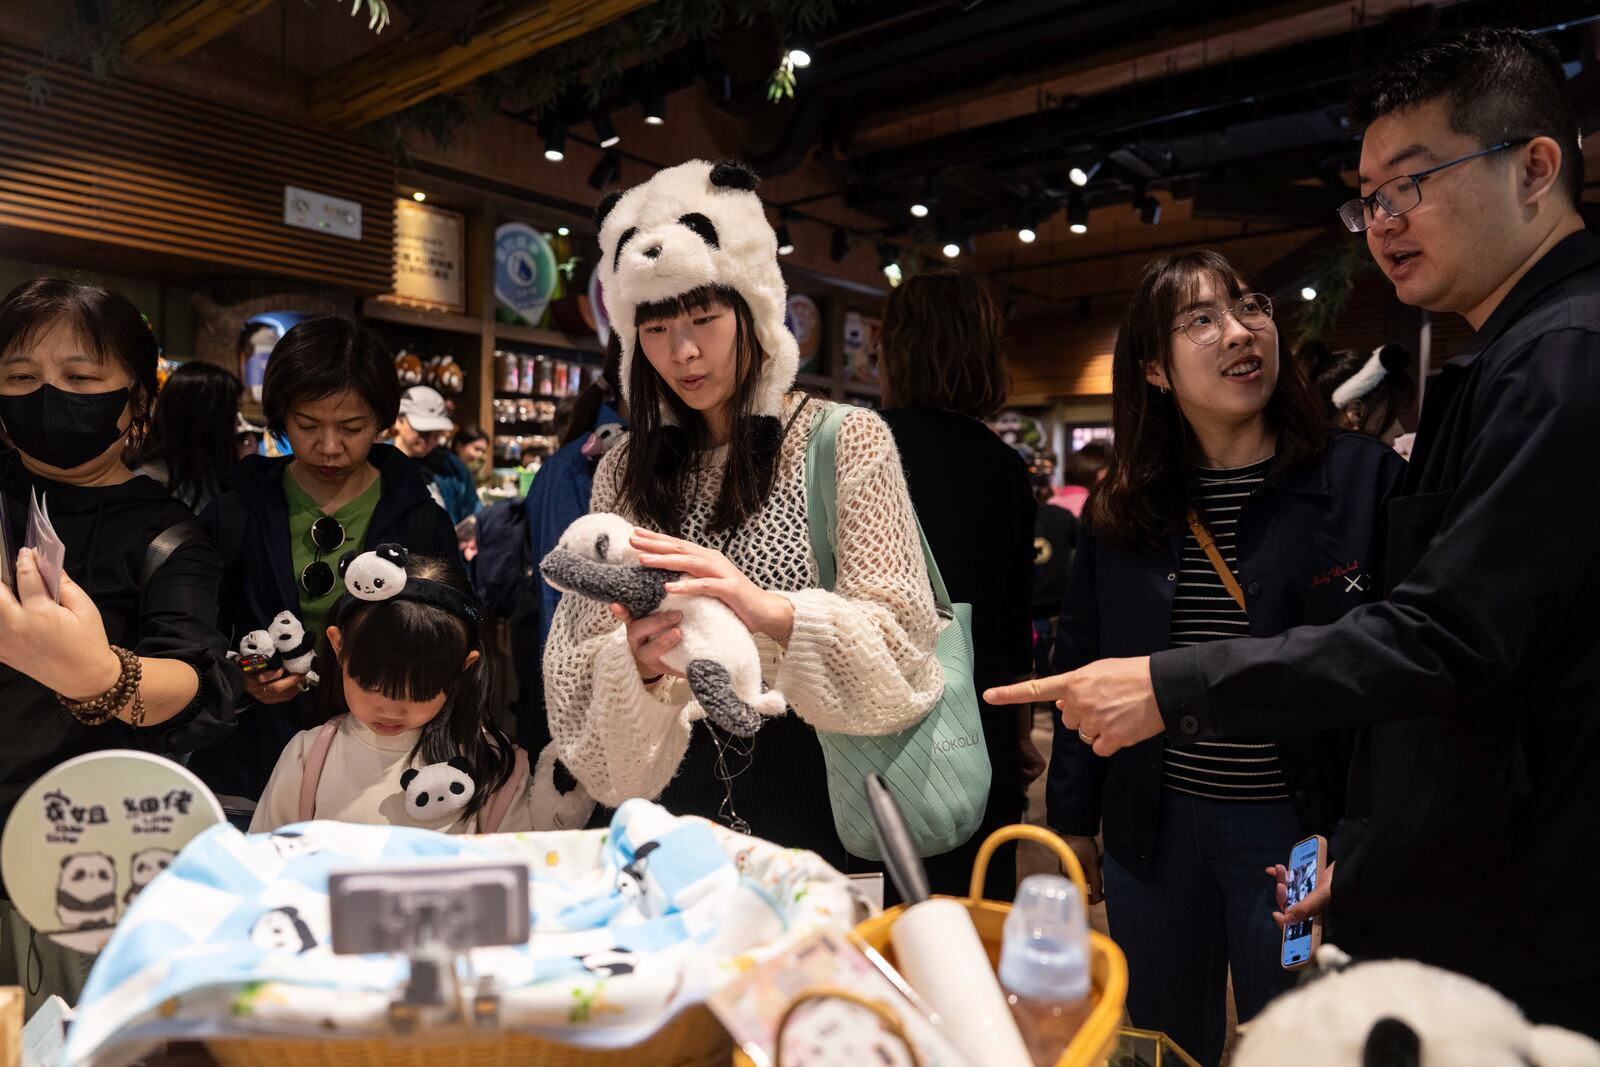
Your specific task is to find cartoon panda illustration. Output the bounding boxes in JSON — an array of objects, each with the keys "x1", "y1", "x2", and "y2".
[
  {"x1": 268, "y1": 610, "x2": 319, "y2": 683},
  {"x1": 398, "y1": 757, "x2": 476, "y2": 822},
  {"x1": 339, "y1": 544, "x2": 408, "y2": 600},
  {"x1": 249, "y1": 906, "x2": 317, "y2": 954},
  {"x1": 268, "y1": 830, "x2": 324, "y2": 861},
  {"x1": 57, "y1": 852, "x2": 118, "y2": 929},
  {"x1": 615, "y1": 840, "x2": 661, "y2": 911},
  {"x1": 123, "y1": 847, "x2": 176, "y2": 906},
  {"x1": 576, "y1": 947, "x2": 637, "y2": 980},
  {"x1": 594, "y1": 159, "x2": 799, "y2": 427}
]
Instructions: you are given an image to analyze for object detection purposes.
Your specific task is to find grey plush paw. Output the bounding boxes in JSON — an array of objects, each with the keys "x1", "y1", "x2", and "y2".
[{"x1": 687, "y1": 659, "x2": 763, "y2": 737}]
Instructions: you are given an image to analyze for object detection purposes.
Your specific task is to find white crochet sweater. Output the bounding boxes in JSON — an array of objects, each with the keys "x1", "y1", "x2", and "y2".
[{"x1": 544, "y1": 394, "x2": 944, "y2": 806}]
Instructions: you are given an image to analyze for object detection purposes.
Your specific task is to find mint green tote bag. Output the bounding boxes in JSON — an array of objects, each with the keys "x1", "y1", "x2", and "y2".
[{"x1": 803, "y1": 402, "x2": 991, "y2": 859}]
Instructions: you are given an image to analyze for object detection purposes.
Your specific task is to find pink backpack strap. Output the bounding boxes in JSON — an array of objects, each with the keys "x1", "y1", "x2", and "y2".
[
  {"x1": 297, "y1": 717, "x2": 343, "y2": 823},
  {"x1": 479, "y1": 746, "x2": 529, "y2": 833}
]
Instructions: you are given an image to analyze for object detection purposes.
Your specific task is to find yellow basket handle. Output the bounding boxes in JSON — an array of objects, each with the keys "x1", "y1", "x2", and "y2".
[
  {"x1": 773, "y1": 986, "x2": 924, "y2": 1067},
  {"x1": 969, "y1": 824, "x2": 1089, "y2": 903}
]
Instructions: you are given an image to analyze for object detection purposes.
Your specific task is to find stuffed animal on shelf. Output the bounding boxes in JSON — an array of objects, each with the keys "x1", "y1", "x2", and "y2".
[
  {"x1": 399, "y1": 757, "x2": 476, "y2": 821},
  {"x1": 227, "y1": 630, "x2": 278, "y2": 676},
  {"x1": 268, "y1": 611, "x2": 319, "y2": 686},
  {"x1": 540, "y1": 512, "x2": 787, "y2": 737},
  {"x1": 428, "y1": 354, "x2": 465, "y2": 396},
  {"x1": 1234, "y1": 946, "x2": 1600, "y2": 1067},
  {"x1": 394, "y1": 349, "x2": 425, "y2": 387}
]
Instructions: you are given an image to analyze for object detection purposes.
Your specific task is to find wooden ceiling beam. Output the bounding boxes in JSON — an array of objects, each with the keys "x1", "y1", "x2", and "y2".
[
  {"x1": 310, "y1": 0, "x2": 657, "y2": 129},
  {"x1": 122, "y1": 0, "x2": 277, "y2": 65},
  {"x1": 850, "y1": 0, "x2": 1460, "y2": 154}
]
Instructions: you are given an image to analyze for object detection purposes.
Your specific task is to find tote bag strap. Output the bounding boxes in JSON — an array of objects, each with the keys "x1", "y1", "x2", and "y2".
[
  {"x1": 297, "y1": 716, "x2": 343, "y2": 822},
  {"x1": 803, "y1": 403, "x2": 953, "y2": 611}
]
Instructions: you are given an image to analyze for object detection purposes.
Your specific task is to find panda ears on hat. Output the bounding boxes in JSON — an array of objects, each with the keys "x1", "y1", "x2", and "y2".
[
  {"x1": 594, "y1": 190, "x2": 623, "y2": 230},
  {"x1": 594, "y1": 159, "x2": 761, "y2": 231}
]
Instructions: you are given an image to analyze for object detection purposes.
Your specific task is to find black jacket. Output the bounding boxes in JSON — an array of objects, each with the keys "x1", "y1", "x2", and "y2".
[
  {"x1": 187, "y1": 444, "x2": 457, "y2": 800},
  {"x1": 1151, "y1": 230, "x2": 1600, "y2": 987},
  {"x1": 1048, "y1": 432, "x2": 1405, "y2": 879},
  {"x1": 0, "y1": 451, "x2": 236, "y2": 896}
]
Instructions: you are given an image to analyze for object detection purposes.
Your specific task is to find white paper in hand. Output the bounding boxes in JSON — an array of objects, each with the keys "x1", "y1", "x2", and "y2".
[{"x1": 25, "y1": 489, "x2": 67, "y2": 602}]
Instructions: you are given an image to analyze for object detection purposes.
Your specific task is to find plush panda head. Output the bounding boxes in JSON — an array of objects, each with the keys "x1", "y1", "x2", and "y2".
[
  {"x1": 269, "y1": 611, "x2": 307, "y2": 653},
  {"x1": 399, "y1": 757, "x2": 476, "y2": 821},
  {"x1": 594, "y1": 159, "x2": 798, "y2": 421},
  {"x1": 1234, "y1": 947, "x2": 1600, "y2": 1067},
  {"x1": 551, "y1": 512, "x2": 641, "y2": 572},
  {"x1": 339, "y1": 544, "x2": 408, "y2": 600}
]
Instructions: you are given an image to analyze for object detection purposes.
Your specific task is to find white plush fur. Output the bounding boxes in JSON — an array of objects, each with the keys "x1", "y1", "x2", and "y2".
[
  {"x1": 1235, "y1": 947, "x2": 1600, "y2": 1067},
  {"x1": 552, "y1": 512, "x2": 787, "y2": 722},
  {"x1": 530, "y1": 742, "x2": 596, "y2": 831},
  {"x1": 597, "y1": 160, "x2": 799, "y2": 419}
]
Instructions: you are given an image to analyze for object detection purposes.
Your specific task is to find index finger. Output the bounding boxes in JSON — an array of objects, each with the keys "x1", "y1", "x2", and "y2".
[
  {"x1": 14, "y1": 548, "x2": 49, "y2": 606},
  {"x1": 983, "y1": 676, "x2": 1070, "y2": 706}
]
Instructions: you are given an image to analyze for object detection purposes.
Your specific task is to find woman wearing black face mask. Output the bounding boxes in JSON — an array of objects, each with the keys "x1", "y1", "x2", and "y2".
[{"x1": 0, "y1": 278, "x2": 237, "y2": 1018}]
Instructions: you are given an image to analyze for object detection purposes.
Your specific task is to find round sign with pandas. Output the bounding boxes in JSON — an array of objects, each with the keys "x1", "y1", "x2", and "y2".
[{"x1": 1, "y1": 751, "x2": 224, "y2": 953}]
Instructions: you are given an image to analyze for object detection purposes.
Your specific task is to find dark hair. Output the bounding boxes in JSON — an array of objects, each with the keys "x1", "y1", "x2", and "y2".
[
  {"x1": 617, "y1": 284, "x2": 779, "y2": 537},
  {"x1": 318, "y1": 554, "x2": 512, "y2": 824},
  {"x1": 0, "y1": 277, "x2": 160, "y2": 443},
  {"x1": 262, "y1": 317, "x2": 401, "y2": 441},
  {"x1": 561, "y1": 333, "x2": 624, "y2": 447},
  {"x1": 451, "y1": 424, "x2": 488, "y2": 451},
  {"x1": 1061, "y1": 441, "x2": 1112, "y2": 488},
  {"x1": 879, "y1": 271, "x2": 1009, "y2": 419},
  {"x1": 1310, "y1": 345, "x2": 1416, "y2": 437},
  {"x1": 1087, "y1": 250, "x2": 1327, "y2": 549},
  {"x1": 137, "y1": 362, "x2": 244, "y2": 506},
  {"x1": 1349, "y1": 27, "x2": 1582, "y2": 205}
]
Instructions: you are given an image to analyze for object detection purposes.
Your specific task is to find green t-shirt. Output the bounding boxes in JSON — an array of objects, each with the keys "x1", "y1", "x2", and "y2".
[{"x1": 283, "y1": 467, "x2": 383, "y2": 637}]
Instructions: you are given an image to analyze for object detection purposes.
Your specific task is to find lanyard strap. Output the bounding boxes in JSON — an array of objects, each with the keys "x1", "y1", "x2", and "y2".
[{"x1": 1185, "y1": 507, "x2": 1247, "y2": 614}]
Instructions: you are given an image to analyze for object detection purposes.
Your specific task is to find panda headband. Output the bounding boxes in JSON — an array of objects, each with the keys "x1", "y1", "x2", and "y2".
[
  {"x1": 594, "y1": 159, "x2": 800, "y2": 422},
  {"x1": 335, "y1": 544, "x2": 482, "y2": 642}
]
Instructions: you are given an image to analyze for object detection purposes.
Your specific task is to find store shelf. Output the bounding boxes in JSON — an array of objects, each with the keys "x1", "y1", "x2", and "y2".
[
  {"x1": 493, "y1": 320, "x2": 604, "y2": 354},
  {"x1": 362, "y1": 298, "x2": 483, "y2": 337}
]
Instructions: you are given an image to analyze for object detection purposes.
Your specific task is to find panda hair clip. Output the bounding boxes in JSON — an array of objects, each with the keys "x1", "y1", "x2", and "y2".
[{"x1": 336, "y1": 544, "x2": 483, "y2": 641}]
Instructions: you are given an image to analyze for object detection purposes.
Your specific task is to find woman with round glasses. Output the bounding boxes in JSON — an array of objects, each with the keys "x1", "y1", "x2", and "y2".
[
  {"x1": 190, "y1": 317, "x2": 458, "y2": 815},
  {"x1": 1040, "y1": 250, "x2": 1406, "y2": 1066}
]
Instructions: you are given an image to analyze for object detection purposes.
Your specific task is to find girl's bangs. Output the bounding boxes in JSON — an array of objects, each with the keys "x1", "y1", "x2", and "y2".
[
  {"x1": 338, "y1": 600, "x2": 469, "y2": 702},
  {"x1": 634, "y1": 284, "x2": 735, "y2": 326}
]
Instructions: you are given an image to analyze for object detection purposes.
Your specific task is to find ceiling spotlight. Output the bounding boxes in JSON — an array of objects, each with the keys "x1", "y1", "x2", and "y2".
[
  {"x1": 1018, "y1": 227, "x2": 1037, "y2": 244},
  {"x1": 1068, "y1": 160, "x2": 1102, "y2": 187},
  {"x1": 883, "y1": 262, "x2": 903, "y2": 286},
  {"x1": 942, "y1": 241, "x2": 961, "y2": 259},
  {"x1": 787, "y1": 47, "x2": 812, "y2": 69},
  {"x1": 830, "y1": 226, "x2": 850, "y2": 263},
  {"x1": 1301, "y1": 286, "x2": 1318, "y2": 301},
  {"x1": 776, "y1": 217, "x2": 795, "y2": 256},
  {"x1": 587, "y1": 150, "x2": 622, "y2": 190},
  {"x1": 557, "y1": 226, "x2": 570, "y2": 237},
  {"x1": 642, "y1": 80, "x2": 666, "y2": 125},
  {"x1": 592, "y1": 110, "x2": 620, "y2": 149},
  {"x1": 1067, "y1": 194, "x2": 1089, "y2": 234},
  {"x1": 539, "y1": 117, "x2": 566, "y2": 163},
  {"x1": 910, "y1": 202, "x2": 929, "y2": 218},
  {"x1": 1136, "y1": 194, "x2": 1162, "y2": 226},
  {"x1": 411, "y1": 191, "x2": 426, "y2": 202}
]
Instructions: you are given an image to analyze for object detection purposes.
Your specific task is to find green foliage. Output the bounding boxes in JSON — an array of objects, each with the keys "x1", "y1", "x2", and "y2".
[{"x1": 1295, "y1": 240, "x2": 1378, "y2": 348}]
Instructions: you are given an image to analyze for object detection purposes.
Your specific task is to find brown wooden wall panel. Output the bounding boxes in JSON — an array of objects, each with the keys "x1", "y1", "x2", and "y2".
[{"x1": 0, "y1": 43, "x2": 395, "y2": 295}]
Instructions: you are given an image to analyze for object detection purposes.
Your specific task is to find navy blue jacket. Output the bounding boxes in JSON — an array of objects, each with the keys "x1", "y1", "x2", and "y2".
[
  {"x1": 1047, "y1": 432, "x2": 1406, "y2": 879},
  {"x1": 187, "y1": 444, "x2": 457, "y2": 800}
]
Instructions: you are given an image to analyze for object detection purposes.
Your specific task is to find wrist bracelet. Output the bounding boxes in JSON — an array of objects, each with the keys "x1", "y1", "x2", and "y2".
[{"x1": 57, "y1": 646, "x2": 146, "y2": 728}]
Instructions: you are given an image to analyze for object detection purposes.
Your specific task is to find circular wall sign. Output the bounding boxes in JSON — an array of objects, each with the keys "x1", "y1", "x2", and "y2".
[
  {"x1": 494, "y1": 222, "x2": 558, "y2": 326},
  {"x1": 1, "y1": 751, "x2": 224, "y2": 953}
]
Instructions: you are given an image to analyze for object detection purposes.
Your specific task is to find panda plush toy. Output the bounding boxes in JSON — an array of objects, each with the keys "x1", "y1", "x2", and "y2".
[
  {"x1": 399, "y1": 757, "x2": 476, "y2": 821},
  {"x1": 1235, "y1": 946, "x2": 1600, "y2": 1067},
  {"x1": 540, "y1": 511, "x2": 788, "y2": 737},
  {"x1": 268, "y1": 610, "x2": 319, "y2": 685},
  {"x1": 227, "y1": 629, "x2": 279, "y2": 676},
  {"x1": 340, "y1": 544, "x2": 407, "y2": 600}
]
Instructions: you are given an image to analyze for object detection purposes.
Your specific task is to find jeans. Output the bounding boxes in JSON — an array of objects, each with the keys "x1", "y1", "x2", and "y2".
[{"x1": 1102, "y1": 791, "x2": 1302, "y2": 1067}]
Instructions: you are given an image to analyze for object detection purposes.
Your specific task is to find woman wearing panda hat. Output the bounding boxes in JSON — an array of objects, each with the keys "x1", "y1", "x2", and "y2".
[{"x1": 543, "y1": 160, "x2": 944, "y2": 869}]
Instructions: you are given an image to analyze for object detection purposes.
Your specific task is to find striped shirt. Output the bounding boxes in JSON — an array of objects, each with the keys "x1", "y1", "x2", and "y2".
[{"x1": 1163, "y1": 457, "x2": 1291, "y2": 803}]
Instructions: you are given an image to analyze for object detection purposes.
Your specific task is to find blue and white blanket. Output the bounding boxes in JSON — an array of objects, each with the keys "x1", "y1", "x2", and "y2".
[{"x1": 63, "y1": 800, "x2": 861, "y2": 1067}]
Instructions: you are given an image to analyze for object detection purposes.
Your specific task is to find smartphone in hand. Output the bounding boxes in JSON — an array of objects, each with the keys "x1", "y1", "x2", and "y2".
[{"x1": 1280, "y1": 833, "x2": 1327, "y2": 970}]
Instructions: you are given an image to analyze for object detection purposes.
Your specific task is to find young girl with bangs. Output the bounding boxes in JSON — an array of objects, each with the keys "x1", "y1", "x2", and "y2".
[{"x1": 251, "y1": 551, "x2": 530, "y2": 833}]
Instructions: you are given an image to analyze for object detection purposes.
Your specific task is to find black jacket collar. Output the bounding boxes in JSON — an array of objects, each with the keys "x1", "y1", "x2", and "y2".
[{"x1": 1451, "y1": 229, "x2": 1600, "y2": 369}]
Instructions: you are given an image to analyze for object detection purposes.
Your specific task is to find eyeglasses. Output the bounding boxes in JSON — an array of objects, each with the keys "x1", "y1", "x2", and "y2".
[
  {"x1": 1171, "y1": 293, "x2": 1274, "y2": 346},
  {"x1": 1336, "y1": 139, "x2": 1529, "y2": 233},
  {"x1": 299, "y1": 515, "x2": 346, "y2": 597}
]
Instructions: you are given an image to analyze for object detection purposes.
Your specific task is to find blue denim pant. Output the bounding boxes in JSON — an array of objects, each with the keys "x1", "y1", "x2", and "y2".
[{"x1": 1102, "y1": 791, "x2": 1301, "y2": 1067}]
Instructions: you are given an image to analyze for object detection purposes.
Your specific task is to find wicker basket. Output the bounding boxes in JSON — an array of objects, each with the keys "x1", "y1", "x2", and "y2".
[
  {"x1": 205, "y1": 1002, "x2": 730, "y2": 1067},
  {"x1": 734, "y1": 824, "x2": 1129, "y2": 1067}
]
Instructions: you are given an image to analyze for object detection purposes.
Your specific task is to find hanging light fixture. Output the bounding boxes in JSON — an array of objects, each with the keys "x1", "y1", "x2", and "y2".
[
  {"x1": 592, "y1": 110, "x2": 620, "y2": 149},
  {"x1": 1067, "y1": 193, "x2": 1089, "y2": 234},
  {"x1": 776, "y1": 216, "x2": 795, "y2": 255},
  {"x1": 1068, "y1": 160, "x2": 1102, "y2": 187},
  {"x1": 786, "y1": 46, "x2": 813, "y2": 69},
  {"x1": 942, "y1": 241, "x2": 961, "y2": 259},
  {"x1": 642, "y1": 79, "x2": 666, "y2": 125},
  {"x1": 1018, "y1": 227, "x2": 1037, "y2": 244},
  {"x1": 539, "y1": 116, "x2": 566, "y2": 163}
]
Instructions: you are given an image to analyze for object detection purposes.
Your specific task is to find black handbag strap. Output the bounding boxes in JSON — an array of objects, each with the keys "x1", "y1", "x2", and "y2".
[{"x1": 139, "y1": 519, "x2": 206, "y2": 591}]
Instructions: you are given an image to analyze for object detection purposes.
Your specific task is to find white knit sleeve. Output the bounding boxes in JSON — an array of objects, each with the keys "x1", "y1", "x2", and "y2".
[
  {"x1": 775, "y1": 408, "x2": 944, "y2": 735},
  {"x1": 541, "y1": 443, "x2": 696, "y2": 807}
]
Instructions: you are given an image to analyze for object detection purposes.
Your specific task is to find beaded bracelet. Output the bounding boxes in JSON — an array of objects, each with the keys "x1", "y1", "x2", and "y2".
[{"x1": 56, "y1": 646, "x2": 146, "y2": 728}]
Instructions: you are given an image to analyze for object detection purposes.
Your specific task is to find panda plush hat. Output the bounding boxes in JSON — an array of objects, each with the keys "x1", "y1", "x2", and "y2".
[{"x1": 595, "y1": 159, "x2": 799, "y2": 431}]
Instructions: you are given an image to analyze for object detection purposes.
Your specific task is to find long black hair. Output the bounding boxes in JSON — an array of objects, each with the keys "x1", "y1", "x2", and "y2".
[
  {"x1": 137, "y1": 362, "x2": 243, "y2": 507},
  {"x1": 1087, "y1": 250, "x2": 1327, "y2": 549},
  {"x1": 615, "y1": 284, "x2": 782, "y2": 537},
  {"x1": 317, "y1": 554, "x2": 512, "y2": 824}
]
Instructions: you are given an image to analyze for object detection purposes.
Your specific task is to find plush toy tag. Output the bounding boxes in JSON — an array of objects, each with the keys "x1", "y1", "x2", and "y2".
[{"x1": 26, "y1": 489, "x2": 67, "y2": 602}]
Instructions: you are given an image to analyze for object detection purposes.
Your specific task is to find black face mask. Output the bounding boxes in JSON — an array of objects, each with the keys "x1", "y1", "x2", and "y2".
[{"x1": 0, "y1": 384, "x2": 132, "y2": 470}]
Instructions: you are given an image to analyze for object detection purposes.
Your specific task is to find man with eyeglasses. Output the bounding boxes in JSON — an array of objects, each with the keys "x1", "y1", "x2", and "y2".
[{"x1": 988, "y1": 27, "x2": 1598, "y2": 1031}]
